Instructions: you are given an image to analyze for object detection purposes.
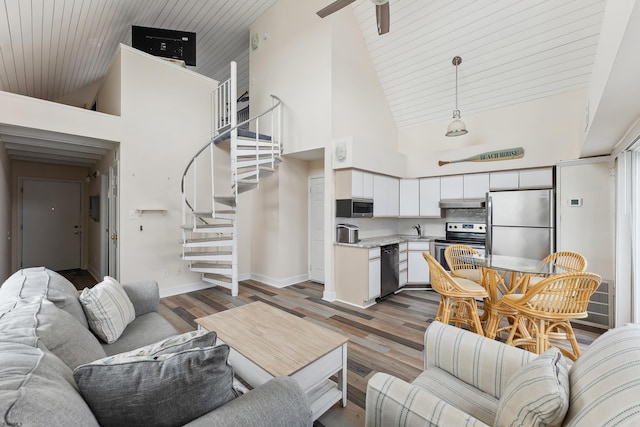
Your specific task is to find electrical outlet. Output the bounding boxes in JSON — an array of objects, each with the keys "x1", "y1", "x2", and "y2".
[{"x1": 162, "y1": 268, "x2": 169, "y2": 277}]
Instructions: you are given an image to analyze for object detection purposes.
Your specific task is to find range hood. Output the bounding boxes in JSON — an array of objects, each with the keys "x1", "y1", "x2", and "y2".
[{"x1": 439, "y1": 198, "x2": 486, "y2": 209}]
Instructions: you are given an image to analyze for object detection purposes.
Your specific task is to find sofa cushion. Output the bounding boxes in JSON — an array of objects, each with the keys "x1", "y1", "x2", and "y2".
[
  {"x1": 0, "y1": 297, "x2": 106, "y2": 368},
  {"x1": 494, "y1": 347, "x2": 569, "y2": 427},
  {"x1": 563, "y1": 323, "x2": 640, "y2": 426},
  {"x1": 370, "y1": 372, "x2": 490, "y2": 427},
  {"x1": 412, "y1": 366, "x2": 499, "y2": 426},
  {"x1": 0, "y1": 267, "x2": 88, "y2": 328},
  {"x1": 113, "y1": 329, "x2": 217, "y2": 357},
  {"x1": 74, "y1": 344, "x2": 237, "y2": 427},
  {"x1": 36, "y1": 299, "x2": 107, "y2": 369},
  {"x1": 79, "y1": 276, "x2": 136, "y2": 343},
  {"x1": 0, "y1": 341, "x2": 99, "y2": 427},
  {"x1": 101, "y1": 311, "x2": 179, "y2": 355}
]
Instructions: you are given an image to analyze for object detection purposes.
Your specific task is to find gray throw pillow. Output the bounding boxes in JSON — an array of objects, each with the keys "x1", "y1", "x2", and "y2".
[{"x1": 73, "y1": 344, "x2": 237, "y2": 427}]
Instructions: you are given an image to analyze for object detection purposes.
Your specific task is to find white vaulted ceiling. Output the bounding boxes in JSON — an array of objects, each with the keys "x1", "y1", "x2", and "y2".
[
  {"x1": 352, "y1": 0, "x2": 606, "y2": 128},
  {"x1": 0, "y1": 0, "x2": 609, "y2": 165}
]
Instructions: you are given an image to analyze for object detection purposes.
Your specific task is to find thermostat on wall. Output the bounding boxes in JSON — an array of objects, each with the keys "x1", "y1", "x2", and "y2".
[{"x1": 568, "y1": 198, "x2": 583, "y2": 207}]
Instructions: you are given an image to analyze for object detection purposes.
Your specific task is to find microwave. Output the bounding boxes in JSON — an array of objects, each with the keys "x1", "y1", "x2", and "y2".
[{"x1": 336, "y1": 198, "x2": 374, "y2": 218}]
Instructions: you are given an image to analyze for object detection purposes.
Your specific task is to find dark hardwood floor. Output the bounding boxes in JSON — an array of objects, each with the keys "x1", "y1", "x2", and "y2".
[{"x1": 159, "y1": 280, "x2": 604, "y2": 427}]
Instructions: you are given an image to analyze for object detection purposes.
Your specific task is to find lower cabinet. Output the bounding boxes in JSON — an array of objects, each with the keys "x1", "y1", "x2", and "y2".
[
  {"x1": 407, "y1": 241, "x2": 431, "y2": 284},
  {"x1": 399, "y1": 242, "x2": 408, "y2": 286},
  {"x1": 335, "y1": 245, "x2": 381, "y2": 307}
]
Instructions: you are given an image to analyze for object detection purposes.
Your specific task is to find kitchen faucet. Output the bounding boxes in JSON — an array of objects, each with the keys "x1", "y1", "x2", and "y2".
[{"x1": 412, "y1": 224, "x2": 421, "y2": 237}]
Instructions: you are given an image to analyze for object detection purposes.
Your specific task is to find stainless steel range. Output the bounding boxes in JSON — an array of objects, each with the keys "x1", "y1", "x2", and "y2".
[{"x1": 433, "y1": 222, "x2": 486, "y2": 271}]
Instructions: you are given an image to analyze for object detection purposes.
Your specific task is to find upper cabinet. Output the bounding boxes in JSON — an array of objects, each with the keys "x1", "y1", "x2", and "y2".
[
  {"x1": 335, "y1": 169, "x2": 374, "y2": 199},
  {"x1": 419, "y1": 177, "x2": 441, "y2": 217},
  {"x1": 463, "y1": 173, "x2": 490, "y2": 199},
  {"x1": 440, "y1": 175, "x2": 464, "y2": 199},
  {"x1": 399, "y1": 179, "x2": 420, "y2": 217},
  {"x1": 373, "y1": 174, "x2": 399, "y2": 217},
  {"x1": 489, "y1": 167, "x2": 554, "y2": 190}
]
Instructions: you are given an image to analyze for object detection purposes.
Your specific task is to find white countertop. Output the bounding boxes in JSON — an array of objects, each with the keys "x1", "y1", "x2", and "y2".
[{"x1": 335, "y1": 234, "x2": 442, "y2": 248}]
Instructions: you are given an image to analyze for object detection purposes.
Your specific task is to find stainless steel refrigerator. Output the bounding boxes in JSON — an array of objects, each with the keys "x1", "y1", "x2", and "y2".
[{"x1": 486, "y1": 189, "x2": 555, "y2": 259}]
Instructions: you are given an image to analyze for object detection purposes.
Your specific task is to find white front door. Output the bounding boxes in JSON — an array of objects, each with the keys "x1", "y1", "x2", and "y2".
[
  {"x1": 21, "y1": 179, "x2": 82, "y2": 270},
  {"x1": 309, "y1": 176, "x2": 325, "y2": 283}
]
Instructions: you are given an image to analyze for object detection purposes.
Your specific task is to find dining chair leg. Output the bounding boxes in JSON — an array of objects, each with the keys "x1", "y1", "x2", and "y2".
[{"x1": 468, "y1": 299, "x2": 485, "y2": 337}]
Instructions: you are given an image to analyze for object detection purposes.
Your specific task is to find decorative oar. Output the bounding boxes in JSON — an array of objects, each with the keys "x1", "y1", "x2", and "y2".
[{"x1": 438, "y1": 147, "x2": 524, "y2": 166}]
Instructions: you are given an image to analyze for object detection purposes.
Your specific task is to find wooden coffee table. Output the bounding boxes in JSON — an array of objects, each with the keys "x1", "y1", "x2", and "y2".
[{"x1": 195, "y1": 301, "x2": 348, "y2": 420}]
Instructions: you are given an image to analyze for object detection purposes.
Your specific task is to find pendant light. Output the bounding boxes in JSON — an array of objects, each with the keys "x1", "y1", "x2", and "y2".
[{"x1": 445, "y1": 56, "x2": 468, "y2": 137}]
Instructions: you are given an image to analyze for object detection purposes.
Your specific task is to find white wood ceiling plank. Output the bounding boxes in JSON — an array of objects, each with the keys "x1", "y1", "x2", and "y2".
[
  {"x1": 30, "y1": 0, "x2": 44, "y2": 98},
  {"x1": 0, "y1": 0, "x2": 19, "y2": 92},
  {"x1": 59, "y1": 0, "x2": 93, "y2": 97},
  {"x1": 78, "y1": 0, "x2": 111, "y2": 88},
  {"x1": 3, "y1": 0, "x2": 27, "y2": 95}
]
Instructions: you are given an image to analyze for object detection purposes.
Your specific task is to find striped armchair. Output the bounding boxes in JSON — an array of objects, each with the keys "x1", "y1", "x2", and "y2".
[{"x1": 366, "y1": 321, "x2": 640, "y2": 427}]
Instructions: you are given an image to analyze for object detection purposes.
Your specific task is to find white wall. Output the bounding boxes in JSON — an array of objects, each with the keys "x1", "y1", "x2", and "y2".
[
  {"x1": 111, "y1": 45, "x2": 219, "y2": 290},
  {"x1": 0, "y1": 91, "x2": 121, "y2": 141},
  {"x1": 556, "y1": 159, "x2": 615, "y2": 281},
  {"x1": 0, "y1": 143, "x2": 10, "y2": 281},
  {"x1": 250, "y1": 0, "x2": 332, "y2": 155},
  {"x1": 400, "y1": 89, "x2": 586, "y2": 178}
]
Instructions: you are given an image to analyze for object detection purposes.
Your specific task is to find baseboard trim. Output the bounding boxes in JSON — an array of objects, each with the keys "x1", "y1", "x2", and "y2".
[
  {"x1": 159, "y1": 280, "x2": 213, "y2": 298},
  {"x1": 249, "y1": 273, "x2": 308, "y2": 289},
  {"x1": 323, "y1": 290, "x2": 336, "y2": 301},
  {"x1": 158, "y1": 273, "x2": 311, "y2": 298}
]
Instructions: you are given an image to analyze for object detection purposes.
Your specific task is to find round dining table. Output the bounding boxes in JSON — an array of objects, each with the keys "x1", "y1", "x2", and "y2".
[{"x1": 459, "y1": 254, "x2": 572, "y2": 339}]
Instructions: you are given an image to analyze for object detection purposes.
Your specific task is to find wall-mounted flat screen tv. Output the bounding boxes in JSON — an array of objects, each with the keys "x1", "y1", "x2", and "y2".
[{"x1": 132, "y1": 25, "x2": 196, "y2": 66}]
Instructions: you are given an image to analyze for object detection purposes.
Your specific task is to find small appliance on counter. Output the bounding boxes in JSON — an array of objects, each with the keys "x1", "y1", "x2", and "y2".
[{"x1": 336, "y1": 223, "x2": 359, "y2": 243}]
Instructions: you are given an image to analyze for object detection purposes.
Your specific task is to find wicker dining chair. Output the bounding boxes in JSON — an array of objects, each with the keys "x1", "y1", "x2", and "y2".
[
  {"x1": 423, "y1": 252, "x2": 488, "y2": 336},
  {"x1": 524, "y1": 251, "x2": 588, "y2": 288},
  {"x1": 444, "y1": 244, "x2": 483, "y2": 284},
  {"x1": 501, "y1": 271, "x2": 601, "y2": 361}
]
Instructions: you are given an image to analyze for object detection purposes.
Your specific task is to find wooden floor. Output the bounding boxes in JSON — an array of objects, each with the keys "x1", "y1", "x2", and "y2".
[{"x1": 159, "y1": 280, "x2": 604, "y2": 427}]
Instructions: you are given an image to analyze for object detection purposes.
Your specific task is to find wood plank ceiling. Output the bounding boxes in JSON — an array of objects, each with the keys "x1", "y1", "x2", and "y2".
[
  {"x1": 0, "y1": 0, "x2": 606, "y2": 165},
  {"x1": 352, "y1": 0, "x2": 607, "y2": 128}
]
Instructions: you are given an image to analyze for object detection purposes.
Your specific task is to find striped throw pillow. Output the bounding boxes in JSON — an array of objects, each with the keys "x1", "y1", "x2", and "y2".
[
  {"x1": 79, "y1": 277, "x2": 136, "y2": 344},
  {"x1": 494, "y1": 347, "x2": 569, "y2": 427}
]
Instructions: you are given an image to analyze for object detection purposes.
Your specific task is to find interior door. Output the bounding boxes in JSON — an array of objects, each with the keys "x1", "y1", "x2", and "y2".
[
  {"x1": 309, "y1": 176, "x2": 324, "y2": 283},
  {"x1": 21, "y1": 179, "x2": 82, "y2": 270}
]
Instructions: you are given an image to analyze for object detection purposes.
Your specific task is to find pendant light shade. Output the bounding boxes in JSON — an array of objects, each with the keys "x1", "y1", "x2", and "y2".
[{"x1": 446, "y1": 56, "x2": 468, "y2": 137}]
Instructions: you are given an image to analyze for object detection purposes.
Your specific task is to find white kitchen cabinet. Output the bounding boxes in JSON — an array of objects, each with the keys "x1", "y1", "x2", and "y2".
[
  {"x1": 519, "y1": 167, "x2": 553, "y2": 189},
  {"x1": 419, "y1": 177, "x2": 442, "y2": 217},
  {"x1": 368, "y1": 257, "x2": 381, "y2": 300},
  {"x1": 440, "y1": 175, "x2": 463, "y2": 200},
  {"x1": 399, "y1": 179, "x2": 420, "y2": 217},
  {"x1": 399, "y1": 243, "x2": 408, "y2": 286},
  {"x1": 490, "y1": 171, "x2": 519, "y2": 190},
  {"x1": 407, "y1": 241, "x2": 431, "y2": 284},
  {"x1": 373, "y1": 174, "x2": 399, "y2": 217},
  {"x1": 335, "y1": 245, "x2": 381, "y2": 307},
  {"x1": 489, "y1": 168, "x2": 554, "y2": 191},
  {"x1": 463, "y1": 173, "x2": 490, "y2": 199},
  {"x1": 334, "y1": 169, "x2": 374, "y2": 199}
]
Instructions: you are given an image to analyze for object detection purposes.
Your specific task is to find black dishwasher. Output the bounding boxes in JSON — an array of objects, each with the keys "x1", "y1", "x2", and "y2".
[{"x1": 379, "y1": 243, "x2": 399, "y2": 300}]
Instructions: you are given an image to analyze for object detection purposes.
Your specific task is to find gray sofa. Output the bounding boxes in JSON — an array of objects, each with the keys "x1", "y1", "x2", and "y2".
[
  {"x1": 0, "y1": 267, "x2": 312, "y2": 426},
  {"x1": 366, "y1": 320, "x2": 640, "y2": 426}
]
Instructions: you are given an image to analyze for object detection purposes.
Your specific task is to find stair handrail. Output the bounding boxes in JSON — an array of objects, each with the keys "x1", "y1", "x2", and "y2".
[{"x1": 180, "y1": 94, "x2": 282, "y2": 214}]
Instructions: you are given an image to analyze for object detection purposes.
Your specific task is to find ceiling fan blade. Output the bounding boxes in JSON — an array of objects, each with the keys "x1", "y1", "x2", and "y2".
[
  {"x1": 376, "y1": 2, "x2": 390, "y2": 35},
  {"x1": 317, "y1": 0, "x2": 357, "y2": 18}
]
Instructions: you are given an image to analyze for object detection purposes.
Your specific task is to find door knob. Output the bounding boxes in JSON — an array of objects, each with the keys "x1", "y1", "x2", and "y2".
[{"x1": 111, "y1": 234, "x2": 118, "y2": 241}]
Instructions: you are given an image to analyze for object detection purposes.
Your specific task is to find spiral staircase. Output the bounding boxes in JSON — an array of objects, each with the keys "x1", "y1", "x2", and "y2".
[{"x1": 180, "y1": 62, "x2": 282, "y2": 296}]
